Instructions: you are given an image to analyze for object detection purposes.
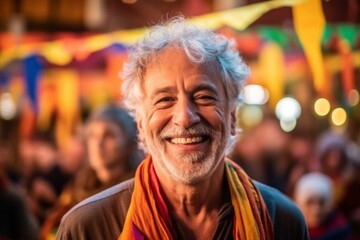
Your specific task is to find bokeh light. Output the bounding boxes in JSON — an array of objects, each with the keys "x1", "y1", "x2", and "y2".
[
  {"x1": 243, "y1": 84, "x2": 269, "y2": 105},
  {"x1": 280, "y1": 118, "x2": 297, "y2": 132},
  {"x1": 348, "y1": 89, "x2": 359, "y2": 107},
  {"x1": 275, "y1": 97, "x2": 302, "y2": 121},
  {"x1": 0, "y1": 92, "x2": 17, "y2": 120},
  {"x1": 331, "y1": 107, "x2": 347, "y2": 126},
  {"x1": 314, "y1": 98, "x2": 331, "y2": 116},
  {"x1": 240, "y1": 105, "x2": 264, "y2": 127}
]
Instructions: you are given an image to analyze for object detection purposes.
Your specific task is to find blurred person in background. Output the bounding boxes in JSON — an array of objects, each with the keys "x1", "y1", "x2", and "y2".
[
  {"x1": 317, "y1": 132, "x2": 350, "y2": 204},
  {"x1": 56, "y1": 131, "x2": 86, "y2": 180},
  {"x1": 229, "y1": 127, "x2": 264, "y2": 182},
  {"x1": 18, "y1": 137, "x2": 37, "y2": 183},
  {"x1": 338, "y1": 144, "x2": 360, "y2": 240},
  {"x1": 230, "y1": 116, "x2": 294, "y2": 193},
  {"x1": 294, "y1": 172, "x2": 350, "y2": 240},
  {"x1": 25, "y1": 133, "x2": 70, "y2": 225},
  {"x1": 285, "y1": 131, "x2": 318, "y2": 198},
  {"x1": 0, "y1": 140, "x2": 39, "y2": 240},
  {"x1": 40, "y1": 104, "x2": 142, "y2": 239},
  {"x1": 253, "y1": 116, "x2": 292, "y2": 192}
]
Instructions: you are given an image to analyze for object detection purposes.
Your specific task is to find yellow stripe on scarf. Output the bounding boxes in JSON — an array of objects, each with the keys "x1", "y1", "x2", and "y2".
[
  {"x1": 225, "y1": 159, "x2": 274, "y2": 240},
  {"x1": 226, "y1": 163, "x2": 260, "y2": 239}
]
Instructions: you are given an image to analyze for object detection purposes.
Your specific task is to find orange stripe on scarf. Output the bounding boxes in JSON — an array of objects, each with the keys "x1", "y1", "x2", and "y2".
[
  {"x1": 119, "y1": 157, "x2": 273, "y2": 240},
  {"x1": 119, "y1": 156, "x2": 175, "y2": 240}
]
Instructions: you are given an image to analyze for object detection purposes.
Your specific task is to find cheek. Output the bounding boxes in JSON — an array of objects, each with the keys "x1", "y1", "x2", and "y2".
[
  {"x1": 146, "y1": 109, "x2": 172, "y2": 134},
  {"x1": 145, "y1": 105, "x2": 228, "y2": 134},
  {"x1": 206, "y1": 106, "x2": 228, "y2": 131},
  {"x1": 104, "y1": 139, "x2": 120, "y2": 152},
  {"x1": 87, "y1": 141, "x2": 98, "y2": 153},
  {"x1": 299, "y1": 203, "x2": 311, "y2": 216}
]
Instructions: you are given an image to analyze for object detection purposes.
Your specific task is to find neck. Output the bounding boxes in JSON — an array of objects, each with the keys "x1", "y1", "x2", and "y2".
[
  {"x1": 154, "y1": 160, "x2": 226, "y2": 240},
  {"x1": 156, "y1": 160, "x2": 226, "y2": 217}
]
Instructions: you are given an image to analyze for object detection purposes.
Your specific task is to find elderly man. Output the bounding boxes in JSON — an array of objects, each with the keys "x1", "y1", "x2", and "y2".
[{"x1": 56, "y1": 17, "x2": 308, "y2": 240}]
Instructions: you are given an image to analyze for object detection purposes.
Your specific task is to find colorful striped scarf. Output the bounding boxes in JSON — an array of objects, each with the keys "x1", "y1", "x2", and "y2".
[{"x1": 119, "y1": 156, "x2": 274, "y2": 240}]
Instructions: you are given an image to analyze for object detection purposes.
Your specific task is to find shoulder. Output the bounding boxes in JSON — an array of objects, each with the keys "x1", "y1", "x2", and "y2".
[
  {"x1": 255, "y1": 181, "x2": 303, "y2": 220},
  {"x1": 255, "y1": 181, "x2": 309, "y2": 240},
  {"x1": 56, "y1": 179, "x2": 134, "y2": 240},
  {"x1": 1, "y1": 184, "x2": 25, "y2": 204}
]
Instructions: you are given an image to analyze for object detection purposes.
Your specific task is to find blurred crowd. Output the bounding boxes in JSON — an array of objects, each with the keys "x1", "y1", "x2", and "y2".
[
  {"x1": 230, "y1": 116, "x2": 360, "y2": 240},
  {"x1": 0, "y1": 104, "x2": 144, "y2": 240},
  {"x1": 1, "y1": 106, "x2": 360, "y2": 240}
]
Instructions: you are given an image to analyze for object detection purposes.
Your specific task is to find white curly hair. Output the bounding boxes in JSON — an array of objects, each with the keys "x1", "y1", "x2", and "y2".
[{"x1": 121, "y1": 16, "x2": 249, "y2": 154}]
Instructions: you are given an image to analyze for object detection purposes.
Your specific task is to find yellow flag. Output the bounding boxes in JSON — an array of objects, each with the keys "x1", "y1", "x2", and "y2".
[
  {"x1": 259, "y1": 42, "x2": 284, "y2": 110},
  {"x1": 190, "y1": 0, "x2": 304, "y2": 30},
  {"x1": 292, "y1": 0, "x2": 326, "y2": 95},
  {"x1": 54, "y1": 69, "x2": 79, "y2": 149},
  {"x1": 37, "y1": 75, "x2": 56, "y2": 131},
  {"x1": 42, "y1": 42, "x2": 72, "y2": 66}
]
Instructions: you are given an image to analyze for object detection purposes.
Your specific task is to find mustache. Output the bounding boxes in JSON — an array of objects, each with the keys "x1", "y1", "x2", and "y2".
[{"x1": 159, "y1": 124, "x2": 214, "y2": 139}]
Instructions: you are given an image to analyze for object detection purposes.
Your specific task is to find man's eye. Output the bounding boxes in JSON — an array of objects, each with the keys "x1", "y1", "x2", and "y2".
[
  {"x1": 195, "y1": 95, "x2": 216, "y2": 104},
  {"x1": 197, "y1": 95, "x2": 213, "y2": 100},
  {"x1": 154, "y1": 97, "x2": 176, "y2": 108},
  {"x1": 156, "y1": 97, "x2": 173, "y2": 104}
]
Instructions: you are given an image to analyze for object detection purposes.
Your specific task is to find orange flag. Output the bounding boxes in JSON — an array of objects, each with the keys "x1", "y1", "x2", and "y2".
[
  {"x1": 106, "y1": 53, "x2": 127, "y2": 102},
  {"x1": 19, "y1": 99, "x2": 36, "y2": 139}
]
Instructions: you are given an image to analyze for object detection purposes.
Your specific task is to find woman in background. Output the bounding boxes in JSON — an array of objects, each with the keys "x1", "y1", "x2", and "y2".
[{"x1": 40, "y1": 105, "x2": 143, "y2": 239}]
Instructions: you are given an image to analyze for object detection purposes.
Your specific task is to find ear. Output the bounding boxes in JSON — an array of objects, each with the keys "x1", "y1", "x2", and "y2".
[
  {"x1": 230, "y1": 109, "x2": 237, "y2": 136},
  {"x1": 136, "y1": 115, "x2": 146, "y2": 142}
]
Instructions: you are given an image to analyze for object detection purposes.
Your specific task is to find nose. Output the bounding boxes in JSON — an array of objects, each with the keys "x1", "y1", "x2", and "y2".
[{"x1": 172, "y1": 97, "x2": 200, "y2": 128}]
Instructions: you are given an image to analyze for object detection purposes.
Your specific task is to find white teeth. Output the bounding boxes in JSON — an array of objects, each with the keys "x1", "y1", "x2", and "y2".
[{"x1": 170, "y1": 137, "x2": 203, "y2": 144}]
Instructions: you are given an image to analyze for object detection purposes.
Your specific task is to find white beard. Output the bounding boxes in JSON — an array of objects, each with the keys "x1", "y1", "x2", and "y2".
[{"x1": 145, "y1": 123, "x2": 229, "y2": 184}]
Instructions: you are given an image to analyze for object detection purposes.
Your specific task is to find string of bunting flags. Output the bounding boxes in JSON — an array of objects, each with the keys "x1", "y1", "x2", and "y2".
[{"x1": 0, "y1": 0, "x2": 359, "y2": 148}]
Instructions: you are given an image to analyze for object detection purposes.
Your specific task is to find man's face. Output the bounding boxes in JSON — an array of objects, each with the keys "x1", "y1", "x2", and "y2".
[
  {"x1": 137, "y1": 48, "x2": 236, "y2": 184},
  {"x1": 86, "y1": 121, "x2": 127, "y2": 170}
]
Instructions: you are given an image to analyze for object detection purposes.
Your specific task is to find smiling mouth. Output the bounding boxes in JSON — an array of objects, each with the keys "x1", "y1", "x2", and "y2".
[{"x1": 167, "y1": 136, "x2": 209, "y2": 145}]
